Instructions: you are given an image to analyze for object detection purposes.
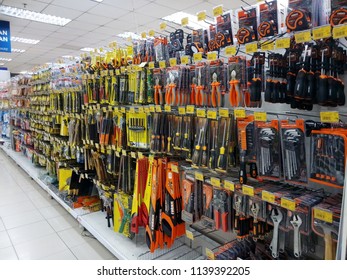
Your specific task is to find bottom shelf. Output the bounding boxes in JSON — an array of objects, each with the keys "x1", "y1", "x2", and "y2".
[{"x1": 0, "y1": 142, "x2": 203, "y2": 260}]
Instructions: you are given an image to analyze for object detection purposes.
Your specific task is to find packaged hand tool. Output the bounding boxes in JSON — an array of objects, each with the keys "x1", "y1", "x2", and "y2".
[
  {"x1": 236, "y1": 6, "x2": 258, "y2": 44},
  {"x1": 213, "y1": 187, "x2": 232, "y2": 232},
  {"x1": 280, "y1": 119, "x2": 308, "y2": 185},
  {"x1": 256, "y1": 120, "x2": 281, "y2": 180},
  {"x1": 285, "y1": 0, "x2": 313, "y2": 32},
  {"x1": 195, "y1": 64, "x2": 208, "y2": 107},
  {"x1": 312, "y1": 194, "x2": 342, "y2": 260},
  {"x1": 114, "y1": 191, "x2": 133, "y2": 239},
  {"x1": 208, "y1": 12, "x2": 233, "y2": 52},
  {"x1": 192, "y1": 118, "x2": 209, "y2": 168},
  {"x1": 216, "y1": 117, "x2": 233, "y2": 173},
  {"x1": 214, "y1": 238, "x2": 256, "y2": 260},
  {"x1": 182, "y1": 176, "x2": 196, "y2": 224},
  {"x1": 185, "y1": 29, "x2": 206, "y2": 57},
  {"x1": 309, "y1": 129, "x2": 347, "y2": 188},
  {"x1": 227, "y1": 56, "x2": 247, "y2": 108},
  {"x1": 258, "y1": 0, "x2": 279, "y2": 39},
  {"x1": 208, "y1": 60, "x2": 226, "y2": 108},
  {"x1": 168, "y1": 29, "x2": 184, "y2": 59},
  {"x1": 126, "y1": 111, "x2": 150, "y2": 149},
  {"x1": 249, "y1": 52, "x2": 265, "y2": 107},
  {"x1": 233, "y1": 192, "x2": 252, "y2": 239},
  {"x1": 329, "y1": 0, "x2": 347, "y2": 26},
  {"x1": 202, "y1": 183, "x2": 214, "y2": 222},
  {"x1": 248, "y1": 196, "x2": 268, "y2": 241}
]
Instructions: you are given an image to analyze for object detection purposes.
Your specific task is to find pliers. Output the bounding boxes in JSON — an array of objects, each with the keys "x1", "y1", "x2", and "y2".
[
  {"x1": 211, "y1": 72, "x2": 222, "y2": 107},
  {"x1": 196, "y1": 68, "x2": 206, "y2": 106},
  {"x1": 229, "y1": 70, "x2": 240, "y2": 107},
  {"x1": 154, "y1": 77, "x2": 163, "y2": 105},
  {"x1": 165, "y1": 73, "x2": 176, "y2": 106}
]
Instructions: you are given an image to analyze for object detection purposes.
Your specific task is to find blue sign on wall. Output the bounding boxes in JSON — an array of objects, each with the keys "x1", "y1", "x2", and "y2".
[{"x1": 0, "y1": 20, "x2": 11, "y2": 53}]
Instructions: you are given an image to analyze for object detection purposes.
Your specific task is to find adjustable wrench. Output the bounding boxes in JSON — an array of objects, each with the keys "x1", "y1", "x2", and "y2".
[
  {"x1": 269, "y1": 208, "x2": 283, "y2": 258},
  {"x1": 250, "y1": 202, "x2": 260, "y2": 240},
  {"x1": 290, "y1": 214, "x2": 302, "y2": 258}
]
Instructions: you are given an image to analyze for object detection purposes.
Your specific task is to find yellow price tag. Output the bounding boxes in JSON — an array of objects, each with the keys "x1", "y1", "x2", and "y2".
[
  {"x1": 234, "y1": 108, "x2": 246, "y2": 118},
  {"x1": 211, "y1": 177, "x2": 221, "y2": 187},
  {"x1": 131, "y1": 151, "x2": 137, "y2": 159},
  {"x1": 127, "y1": 45, "x2": 134, "y2": 56},
  {"x1": 320, "y1": 111, "x2": 339, "y2": 123},
  {"x1": 195, "y1": 172, "x2": 204, "y2": 181},
  {"x1": 178, "y1": 107, "x2": 186, "y2": 115},
  {"x1": 121, "y1": 107, "x2": 126, "y2": 113},
  {"x1": 295, "y1": 31, "x2": 311, "y2": 43},
  {"x1": 181, "y1": 55, "x2": 189, "y2": 65},
  {"x1": 148, "y1": 62, "x2": 155, "y2": 69},
  {"x1": 213, "y1": 5, "x2": 223, "y2": 17},
  {"x1": 120, "y1": 66, "x2": 126, "y2": 73},
  {"x1": 219, "y1": 108, "x2": 229, "y2": 117},
  {"x1": 155, "y1": 105, "x2": 162, "y2": 112},
  {"x1": 186, "y1": 105, "x2": 195, "y2": 114},
  {"x1": 197, "y1": 108, "x2": 206, "y2": 118},
  {"x1": 169, "y1": 58, "x2": 177, "y2": 67},
  {"x1": 171, "y1": 164, "x2": 179, "y2": 173},
  {"x1": 312, "y1": 25, "x2": 331, "y2": 40},
  {"x1": 193, "y1": 52, "x2": 202, "y2": 62},
  {"x1": 333, "y1": 24, "x2": 347, "y2": 39},
  {"x1": 159, "y1": 60, "x2": 166, "y2": 69},
  {"x1": 122, "y1": 150, "x2": 127, "y2": 156},
  {"x1": 275, "y1": 37, "x2": 291, "y2": 49},
  {"x1": 160, "y1": 22, "x2": 167, "y2": 30},
  {"x1": 262, "y1": 191, "x2": 275, "y2": 204},
  {"x1": 144, "y1": 107, "x2": 150, "y2": 113},
  {"x1": 242, "y1": 185, "x2": 254, "y2": 196},
  {"x1": 149, "y1": 105, "x2": 155, "y2": 113},
  {"x1": 225, "y1": 46, "x2": 237, "y2": 56},
  {"x1": 185, "y1": 230, "x2": 194, "y2": 240},
  {"x1": 181, "y1": 17, "x2": 189, "y2": 26},
  {"x1": 197, "y1": 11, "x2": 206, "y2": 21},
  {"x1": 129, "y1": 107, "x2": 135, "y2": 113},
  {"x1": 207, "y1": 109, "x2": 217, "y2": 119},
  {"x1": 245, "y1": 42, "x2": 258, "y2": 53},
  {"x1": 254, "y1": 111, "x2": 267, "y2": 122},
  {"x1": 261, "y1": 41, "x2": 274, "y2": 51},
  {"x1": 207, "y1": 52, "x2": 217, "y2": 61},
  {"x1": 224, "y1": 180, "x2": 235, "y2": 191},
  {"x1": 141, "y1": 32, "x2": 146, "y2": 39},
  {"x1": 314, "y1": 208, "x2": 333, "y2": 224},
  {"x1": 205, "y1": 248, "x2": 215, "y2": 260},
  {"x1": 149, "y1": 30, "x2": 155, "y2": 37},
  {"x1": 138, "y1": 107, "x2": 144, "y2": 113},
  {"x1": 164, "y1": 105, "x2": 171, "y2": 112},
  {"x1": 281, "y1": 198, "x2": 296, "y2": 211}
]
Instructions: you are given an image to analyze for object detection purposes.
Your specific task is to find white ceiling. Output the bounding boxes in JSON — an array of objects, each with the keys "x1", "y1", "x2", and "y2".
[{"x1": 0, "y1": 0, "x2": 258, "y2": 73}]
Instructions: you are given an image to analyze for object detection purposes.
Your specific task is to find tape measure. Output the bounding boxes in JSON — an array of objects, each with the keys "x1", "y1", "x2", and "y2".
[
  {"x1": 286, "y1": 10, "x2": 311, "y2": 32},
  {"x1": 330, "y1": 8, "x2": 347, "y2": 26},
  {"x1": 236, "y1": 27, "x2": 256, "y2": 44}
]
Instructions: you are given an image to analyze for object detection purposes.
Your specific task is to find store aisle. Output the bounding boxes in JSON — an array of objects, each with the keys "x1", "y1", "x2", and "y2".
[{"x1": 0, "y1": 150, "x2": 117, "y2": 260}]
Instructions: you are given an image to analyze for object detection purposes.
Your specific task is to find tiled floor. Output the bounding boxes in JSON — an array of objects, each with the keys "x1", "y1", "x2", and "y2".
[{"x1": 0, "y1": 150, "x2": 117, "y2": 260}]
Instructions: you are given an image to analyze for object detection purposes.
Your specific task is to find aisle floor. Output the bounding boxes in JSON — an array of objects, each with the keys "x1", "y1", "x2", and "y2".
[{"x1": 0, "y1": 150, "x2": 117, "y2": 260}]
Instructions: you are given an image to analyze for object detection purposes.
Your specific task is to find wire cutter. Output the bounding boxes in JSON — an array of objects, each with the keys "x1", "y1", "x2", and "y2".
[
  {"x1": 211, "y1": 72, "x2": 222, "y2": 107},
  {"x1": 154, "y1": 77, "x2": 163, "y2": 105},
  {"x1": 196, "y1": 69, "x2": 206, "y2": 106},
  {"x1": 165, "y1": 73, "x2": 176, "y2": 106},
  {"x1": 229, "y1": 70, "x2": 240, "y2": 107}
]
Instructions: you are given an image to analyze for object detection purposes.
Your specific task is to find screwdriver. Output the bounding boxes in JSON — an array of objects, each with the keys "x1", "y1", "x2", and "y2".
[
  {"x1": 305, "y1": 54, "x2": 316, "y2": 103},
  {"x1": 316, "y1": 50, "x2": 328, "y2": 105},
  {"x1": 265, "y1": 55, "x2": 274, "y2": 102},
  {"x1": 217, "y1": 119, "x2": 228, "y2": 170},
  {"x1": 286, "y1": 52, "x2": 296, "y2": 103},
  {"x1": 192, "y1": 127, "x2": 204, "y2": 165},
  {"x1": 294, "y1": 45, "x2": 308, "y2": 100},
  {"x1": 208, "y1": 123, "x2": 218, "y2": 169},
  {"x1": 327, "y1": 56, "x2": 337, "y2": 106},
  {"x1": 250, "y1": 57, "x2": 262, "y2": 102},
  {"x1": 239, "y1": 130, "x2": 247, "y2": 184}
]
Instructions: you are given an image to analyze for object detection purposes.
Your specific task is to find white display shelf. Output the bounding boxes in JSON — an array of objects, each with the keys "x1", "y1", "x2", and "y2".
[{"x1": 0, "y1": 143, "x2": 203, "y2": 260}]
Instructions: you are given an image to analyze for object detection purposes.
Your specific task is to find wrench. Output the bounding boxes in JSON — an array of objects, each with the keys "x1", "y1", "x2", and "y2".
[
  {"x1": 290, "y1": 214, "x2": 302, "y2": 258},
  {"x1": 269, "y1": 208, "x2": 283, "y2": 258},
  {"x1": 250, "y1": 202, "x2": 260, "y2": 240}
]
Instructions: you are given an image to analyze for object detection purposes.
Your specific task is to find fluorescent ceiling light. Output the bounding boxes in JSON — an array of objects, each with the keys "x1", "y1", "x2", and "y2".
[
  {"x1": 91, "y1": 0, "x2": 103, "y2": 2},
  {"x1": 0, "y1": 63, "x2": 4, "y2": 66},
  {"x1": 20, "y1": 71, "x2": 33, "y2": 74},
  {"x1": 11, "y1": 48, "x2": 26, "y2": 53},
  {"x1": 0, "y1": 58, "x2": 12, "y2": 61},
  {"x1": 117, "y1": 32, "x2": 141, "y2": 40},
  {"x1": 0, "y1": 5, "x2": 71, "y2": 26},
  {"x1": 11, "y1": 36, "x2": 40, "y2": 45},
  {"x1": 80, "y1": 47, "x2": 94, "y2": 52},
  {"x1": 162, "y1": 11, "x2": 212, "y2": 30}
]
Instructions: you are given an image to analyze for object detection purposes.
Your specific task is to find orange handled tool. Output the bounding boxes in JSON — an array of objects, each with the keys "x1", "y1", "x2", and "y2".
[
  {"x1": 196, "y1": 68, "x2": 206, "y2": 106},
  {"x1": 211, "y1": 73, "x2": 222, "y2": 107},
  {"x1": 165, "y1": 74, "x2": 176, "y2": 106},
  {"x1": 154, "y1": 77, "x2": 163, "y2": 105},
  {"x1": 229, "y1": 70, "x2": 240, "y2": 107},
  {"x1": 190, "y1": 77, "x2": 197, "y2": 105}
]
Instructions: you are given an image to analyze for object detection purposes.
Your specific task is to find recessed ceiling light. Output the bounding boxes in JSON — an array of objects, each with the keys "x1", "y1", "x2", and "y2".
[
  {"x1": 11, "y1": 36, "x2": 40, "y2": 44},
  {"x1": 0, "y1": 5, "x2": 71, "y2": 26},
  {"x1": 162, "y1": 12, "x2": 212, "y2": 30},
  {"x1": 11, "y1": 48, "x2": 26, "y2": 53},
  {"x1": 0, "y1": 58, "x2": 12, "y2": 61},
  {"x1": 80, "y1": 47, "x2": 94, "y2": 52},
  {"x1": 117, "y1": 32, "x2": 141, "y2": 40}
]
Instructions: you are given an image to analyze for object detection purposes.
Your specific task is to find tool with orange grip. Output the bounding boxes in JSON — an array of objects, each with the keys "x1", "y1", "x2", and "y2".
[
  {"x1": 154, "y1": 77, "x2": 163, "y2": 105},
  {"x1": 229, "y1": 70, "x2": 240, "y2": 107},
  {"x1": 190, "y1": 77, "x2": 197, "y2": 105},
  {"x1": 196, "y1": 68, "x2": 206, "y2": 106},
  {"x1": 239, "y1": 130, "x2": 247, "y2": 184},
  {"x1": 165, "y1": 73, "x2": 176, "y2": 106},
  {"x1": 213, "y1": 189, "x2": 229, "y2": 232},
  {"x1": 211, "y1": 73, "x2": 222, "y2": 107}
]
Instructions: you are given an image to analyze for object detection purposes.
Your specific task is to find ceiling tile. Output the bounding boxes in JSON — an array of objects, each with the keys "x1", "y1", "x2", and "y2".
[
  {"x1": 135, "y1": 2, "x2": 177, "y2": 18},
  {"x1": 51, "y1": 0, "x2": 98, "y2": 12},
  {"x1": 2, "y1": 0, "x2": 49, "y2": 13},
  {"x1": 154, "y1": 0, "x2": 202, "y2": 11},
  {"x1": 75, "y1": 13, "x2": 114, "y2": 26},
  {"x1": 104, "y1": 20, "x2": 137, "y2": 32},
  {"x1": 47, "y1": 32, "x2": 79, "y2": 41},
  {"x1": 0, "y1": 15, "x2": 30, "y2": 27},
  {"x1": 41, "y1": 4, "x2": 82, "y2": 19},
  {"x1": 94, "y1": 26, "x2": 118, "y2": 36},
  {"x1": 25, "y1": 21, "x2": 61, "y2": 31},
  {"x1": 65, "y1": 20, "x2": 100, "y2": 32},
  {"x1": 102, "y1": 0, "x2": 151, "y2": 11},
  {"x1": 19, "y1": 27, "x2": 53, "y2": 38},
  {"x1": 118, "y1": 12, "x2": 156, "y2": 26},
  {"x1": 87, "y1": 3, "x2": 128, "y2": 19},
  {"x1": 55, "y1": 26, "x2": 89, "y2": 37}
]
